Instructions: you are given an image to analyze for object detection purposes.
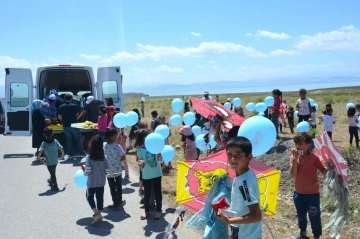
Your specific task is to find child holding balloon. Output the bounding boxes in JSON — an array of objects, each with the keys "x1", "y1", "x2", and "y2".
[
  {"x1": 347, "y1": 107, "x2": 359, "y2": 148},
  {"x1": 135, "y1": 129, "x2": 163, "y2": 220},
  {"x1": 180, "y1": 125, "x2": 198, "y2": 160}
]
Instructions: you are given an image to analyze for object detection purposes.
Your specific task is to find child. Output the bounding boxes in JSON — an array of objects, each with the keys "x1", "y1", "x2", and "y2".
[
  {"x1": 287, "y1": 107, "x2": 295, "y2": 134},
  {"x1": 159, "y1": 116, "x2": 172, "y2": 171},
  {"x1": 309, "y1": 106, "x2": 317, "y2": 138},
  {"x1": 135, "y1": 123, "x2": 148, "y2": 197},
  {"x1": 128, "y1": 108, "x2": 141, "y2": 149},
  {"x1": 104, "y1": 129, "x2": 126, "y2": 209},
  {"x1": 290, "y1": 133, "x2": 327, "y2": 239},
  {"x1": 184, "y1": 102, "x2": 190, "y2": 113},
  {"x1": 117, "y1": 128, "x2": 130, "y2": 180},
  {"x1": 319, "y1": 108, "x2": 336, "y2": 140},
  {"x1": 347, "y1": 107, "x2": 359, "y2": 148},
  {"x1": 84, "y1": 135, "x2": 109, "y2": 224},
  {"x1": 215, "y1": 136, "x2": 262, "y2": 239},
  {"x1": 37, "y1": 127, "x2": 64, "y2": 191},
  {"x1": 150, "y1": 111, "x2": 160, "y2": 131},
  {"x1": 296, "y1": 88, "x2": 312, "y2": 123},
  {"x1": 235, "y1": 107, "x2": 245, "y2": 118},
  {"x1": 270, "y1": 89, "x2": 282, "y2": 138},
  {"x1": 141, "y1": 101, "x2": 145, "y2": 118},
  {"x1": 136, "y1": 130, "x2": 163, "y2": 220},
  {"x1": 97, "y1": 105, "x2": 108, "y2": 139},
  {"x1": 180, "y1": 125, "x2": 198, "y2": 160}
]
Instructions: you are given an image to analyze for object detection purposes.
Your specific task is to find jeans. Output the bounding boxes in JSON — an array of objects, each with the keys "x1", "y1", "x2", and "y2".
[
  {"x1": 107, "y1": 176, "x2": 123, "y2": 205},
  {"x1": 327, "y1": 131, "x2": 332, "y2": 140},
  {"x1": 63, "y1": 127, "x2": 85, "y2": 156},
  {"x1": 288, "y1": 118, "x2": 294, "y2": 133},
  {"x1": 293, "y1": 192, "x2": 322, "y2": 237},
  {"x1": 230, "y1": 226, "x2": 239, "y2": 239},
  {"x1": 47, "y1": 164, "x2": 57, "y2": 187},
  {"x1": 298, "y1": 114, "x2": 310, "y2": 123},
  {"x1": 87, "y1": 187, "x2": 104, "y2": 211},
  {"x1": 349, "y1": 126, "x2": 359, "y2": 147},
  {"x1": 271, "y1": 113, "x2": 280, "y2": 134},
  {"x1": 143, "y1": 176, "x2": 162, "y2": 212}
]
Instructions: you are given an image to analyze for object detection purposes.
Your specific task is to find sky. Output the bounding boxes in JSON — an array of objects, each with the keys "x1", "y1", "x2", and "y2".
[{"x1": 1, "y1": 0, "x2": 360, "y2": 90}]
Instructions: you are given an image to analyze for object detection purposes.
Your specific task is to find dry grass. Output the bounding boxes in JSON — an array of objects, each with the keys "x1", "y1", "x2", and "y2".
[{"x1": 123, "y1": 86, "x2": 360, "y2": 238}]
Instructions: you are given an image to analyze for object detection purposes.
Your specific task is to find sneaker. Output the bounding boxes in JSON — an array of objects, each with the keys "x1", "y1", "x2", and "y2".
[
  {"x1": 51, "y1": 186, "x2": 60, "y2": 191},
  {"x1": 63, "y1": 155, "x2": 71, "y2": 160},
  {"x1": 140, "y1": 198, "x2": 144, "y2": 204},
  {"x1": 119, "y1": 200, "x2": 126, "y2": 207},
  {"x1": 124, "y1": 175, "x2": 129, "y2": 180},
  {"x1": 92, "y1": 213, "x2": 103, "y2": 224},
  {"x1": 108, "y1": 204, "x2": 119, "y2": 209}
]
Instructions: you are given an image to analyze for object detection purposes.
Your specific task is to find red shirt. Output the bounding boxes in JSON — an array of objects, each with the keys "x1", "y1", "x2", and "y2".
[
  {"x1": 271, "y1": 98, "x2": 281, "y2": 114},
  {"x1": 107, "y1": 105, "x2": 116, "y2": 123},
  {"x1": 290, "y1": 153, "x2": 326, "y2": 194}
]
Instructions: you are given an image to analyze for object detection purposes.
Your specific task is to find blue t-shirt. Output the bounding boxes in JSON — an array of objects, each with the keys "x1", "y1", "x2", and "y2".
[
  {"x1": 230, "y1": 169, "x2": 262, "y2": 239},
  {"x1": 39, "y1": 139, "x2": 63, "y2": 166},
  {"x1": 137, "y1": 147, "x2": 162, "y2": 180}
]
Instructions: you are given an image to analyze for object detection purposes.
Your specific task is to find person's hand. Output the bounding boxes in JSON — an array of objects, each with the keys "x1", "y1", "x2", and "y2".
[
  {"x1": 81, "y1": 165, "x2": 86, "y2": 172},
  {"x1": 39, "y1": 157, "x2": 46, "y2": 164},
  {"x1": 214, "y1": 209, "x2": 230, "y2": 224},
  {"x1": 291, "y1": 148, "x2": 300, "y2": 161}
]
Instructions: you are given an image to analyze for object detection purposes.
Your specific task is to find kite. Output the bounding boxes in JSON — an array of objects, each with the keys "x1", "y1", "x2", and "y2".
[
  {"x1": 190, "y1": 97, "x2": 245, "y2": 131},
  {"x1": 176, "y1": 150, "x2": 281, "y2": 216}
]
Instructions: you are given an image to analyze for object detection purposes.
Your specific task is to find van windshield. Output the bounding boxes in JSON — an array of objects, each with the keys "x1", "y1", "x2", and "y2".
[{"x1": 39, "y1": 69, "x2": 92, "y2": 101}]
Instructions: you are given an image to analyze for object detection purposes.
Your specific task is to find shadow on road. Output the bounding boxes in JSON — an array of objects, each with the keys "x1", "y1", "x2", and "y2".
[
  {"x1": 143, "y1": 217, "x2": 169, "y2": 238},
  {"x1": 103, "y1": 208, "x2": 131, "y2": 223},
  {"x1": 38, "y1": 186, "x2": 66, "y2": 196},
  {"x1": 122, "y1": 187, "x2": 135, "y2": 194},
  {"x1": 4, "y1": 154, "x2": 34, "y2": 159},
  {"x1": 59, "y1": 158, "x2": 84, "y2": 167},
  {"x1": 31, "y1": 160, "x2": 43, "y2": 166},
  {"x1": 130, "y1": 182, "x2": 140, "y2": 187},
  {"x1": 76, "y1": 217, "x2": 114, "y2": 236}
]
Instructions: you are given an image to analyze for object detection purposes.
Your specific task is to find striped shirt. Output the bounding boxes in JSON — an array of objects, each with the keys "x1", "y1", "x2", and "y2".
[{"x1": 84, "y1": 156, "x2": 109, "y2": 188}]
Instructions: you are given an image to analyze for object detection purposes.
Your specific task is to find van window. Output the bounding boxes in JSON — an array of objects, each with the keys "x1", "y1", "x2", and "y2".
[
  {"x1": 10, "y1": 83, "x2": 29, "y2": 107},
  {"x1": 102, "y1": 81, "x2": 119, "y2": 103}
]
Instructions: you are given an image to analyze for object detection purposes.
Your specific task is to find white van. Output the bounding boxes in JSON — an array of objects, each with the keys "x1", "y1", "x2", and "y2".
[{"x1": 3, "y1": 65, "x2": 124, "y2": 136}]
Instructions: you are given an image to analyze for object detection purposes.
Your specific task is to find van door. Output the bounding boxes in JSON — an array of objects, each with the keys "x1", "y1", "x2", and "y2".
[
  {"x1": 4, "y1": 68, "x2": 34, "y2": 136},
  {"x1": 96, "y1": 67, "x2": 124, "y2": 112}
]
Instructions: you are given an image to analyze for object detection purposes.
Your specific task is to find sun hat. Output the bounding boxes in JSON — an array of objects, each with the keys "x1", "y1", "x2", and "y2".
[{"x1": 86, "y1": 96, "x2": 95, "y2": 104}]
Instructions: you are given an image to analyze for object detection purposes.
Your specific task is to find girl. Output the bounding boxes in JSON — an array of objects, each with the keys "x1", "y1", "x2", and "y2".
[
  {"x1": 180, "y1": 125, "x2": 199, "y2": 160},
  {"x1": 105, "y1": 97, "x2": 116, "y2": 125},
  {"x1": 347, "y1": 107, "x2": 359, "y2": 148},
  {"x1": 84, "y1": 135, "x2": 108, "y2": 224},
  {"x1": 136, "y1": 123, "x2": 148, "y2": 197},
  {"x1": 159, "y1": 116, "x2": 172, "y2": 171},
  {"x1": 296, "y1": 88, "x2": 312, "y2": 123},
  {"x1": 270, "y1": 89, "x2": 282, "y2": 138},
  {"x1": 129, "y1": 108, "x2": 141, "y2": 149},
  {"x1": 117, "y1": 128, "x2": 130, "y2": 180},
  {"x1": 136, "y1": 130, "x2": 163, "y2": 220},
  {"x1": 234, "y1": 107, "x2": 245, "y2": 118},
  {"x1": 319, "y1": 108, "x2": 336, "y2": 140},
  {"x1": 97, "y1": 105, "x2": 108, "y2": 140}
]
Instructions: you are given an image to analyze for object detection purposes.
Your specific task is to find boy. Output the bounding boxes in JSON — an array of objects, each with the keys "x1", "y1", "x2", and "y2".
[
  {"x1": 287, "y1": 107, "x2": 295, "y2": 134},
  {"x1": 215, "y1": 136, "x2": 262, "y2": 239},
  {"x1": 104, "y1": 129, "x2": 126, "y2": 209},
  {"x1": 150, "y1": 111, "x2": 160, "y2": 131},
  {"x1": 296, "y1": 88, "x2": 312, "y2": 123},
  {"x1": 37, "y1": 127, "x2": 64, "y2": 191},
  {"x1": 290, "y1": 133, "x2": 327, "y2": 239}
]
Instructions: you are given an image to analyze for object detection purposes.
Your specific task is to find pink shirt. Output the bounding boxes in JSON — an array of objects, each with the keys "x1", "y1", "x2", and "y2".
[
  {"x1": 117, "y1": 131, "x2": 128, "y2": 153},
  {"x1": 348, "y1": 115, "x2": 359, "y2": 127},
  {"x1": 97, "y1": 114, "x2": 108, "y2": 132}
]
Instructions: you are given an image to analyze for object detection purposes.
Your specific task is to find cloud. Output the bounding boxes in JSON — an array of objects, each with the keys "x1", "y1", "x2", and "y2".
[
  {"x1": 0, "y1": 56, "x2": 33, "y2": 68},
  {"x1": 80, "y1": 42, "x2": 268, "y2": 63},
  {"x1": 294, "y1": 25, "x2": 360, "y2": 51},
  {"x1": 191, "y1": 32, "x2": 201, "y2": 37},
  {"x1": 245, "y1": 30, "x2": 292, "y2": 40},
  {"x1": 269, "y1": 49, "x2": 296, "y2": 57},
  {"x1": 196, "y1": 65, "x2": 204, "y2": 69},
  {"x1": 131, "y1": 65, "x2": 184, "y2": 74}
]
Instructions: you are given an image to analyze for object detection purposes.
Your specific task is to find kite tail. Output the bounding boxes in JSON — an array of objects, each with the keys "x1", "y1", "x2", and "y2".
[{"x1": 323, "y1": 162, "x2": 349, "y2": 239}]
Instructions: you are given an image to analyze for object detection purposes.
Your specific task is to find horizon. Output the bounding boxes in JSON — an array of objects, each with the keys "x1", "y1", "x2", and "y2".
[{"x1": 1, "y1": 1, "x2": 360, "y2": 89}]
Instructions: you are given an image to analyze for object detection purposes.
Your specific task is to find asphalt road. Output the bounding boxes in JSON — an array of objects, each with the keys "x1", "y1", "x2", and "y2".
[{"x1": 0, "y1": 136, "x2": 200, "y2": 239}]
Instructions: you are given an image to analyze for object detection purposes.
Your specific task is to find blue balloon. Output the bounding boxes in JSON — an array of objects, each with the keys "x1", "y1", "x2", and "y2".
[
  {"x1": 258, "y1": 112, "x2": 265, "y2": 116},
  {"x1": 183, "y1": 112, "x2": 196, "y2": 126},
  {"x1": 255, "y1": 102, "x2": 267, "y2": 113},
  {"x1": 169, "y1": 114, "x2": 182, "y2": 126},
  {"x1": 113, "y1": 113, "x2": 127, "y2": 128},
  {"x1": 74, "y1": 169, "x2": 88, "y2": 189},
  {"x1": 209, "y1": 135, "x2": 217, "y2": 149},
  {"x1": 237, "y1": 116, "x2": 276, "y2": 157},
  {"x1": 309, "y1": 99, "x2": 315, "y2": 107},
  {"x1": 294, "y1": 111, "x2": 299, "y2": 118},
  {"x1": 171, "y1": 98, "x2": 184, "y2": 113},
  {"x1": 154, "y1": 124, "x2": 170, "y2": 139},
  {"x1": 195, "y1": 134, "x2": 209, "y2": 152},
  {"x1": 224, "y1": 102, "x2": 232, "y2": 109},
  {"x1": 233, "y1": 98, "x2": 242, "y2": 107},
  {"x1": 246, "y1": 102, "x2": 256, "y2": 112},
  {"x1": 296, "y1": 121, "x2": 310, "y2": 133},
  {"x1": 145, "y1": 133, "x2": 165, "y2": 154},
  {"x1": 314, "y1": 103, "x2": 319, "y2": 111},
  {"x1": 192, "y1": 125, "x2": 202, "y2": 137},
  {"x1": 264, "y1": 96, "x2": 274, "y2": 107},
  {"x1": 126, "y1": 111, "x2": 138, "y2": 126},
  {"x1": 346, "y1": 103, "x2": 355, "y2": 110},
  {"x1": 141, "y1": 97, "x2": 146, "y2": 102},
  {"x1": 161, "y1": 145, "x2": 175, "y2": 163}
]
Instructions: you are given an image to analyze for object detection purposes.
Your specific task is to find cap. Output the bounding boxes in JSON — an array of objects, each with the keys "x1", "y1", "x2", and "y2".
[
  {"x1": 204, "y1": 91, "x2": 209, "y2": 95},
  {"x1": 181, "y1": 125, "x2": 193, "y2": 136},
  {"x1": 49, "y1": 94, "x2": 56, "y2": 100},
  {"x1": 86, "y1": 96, "x2": 95, "y2": 104}
]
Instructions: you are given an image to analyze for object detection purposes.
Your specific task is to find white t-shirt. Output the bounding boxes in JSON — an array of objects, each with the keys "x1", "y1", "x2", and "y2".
[
  {"x1": 230, "y1": 169, "x2": 262, "y2": 239},
  {"x1": 296, "y1": 98, "x2": 310, "y2": 116},
  {"x1": 322, "y1": 114, "x2": 335, "y2": 132}
]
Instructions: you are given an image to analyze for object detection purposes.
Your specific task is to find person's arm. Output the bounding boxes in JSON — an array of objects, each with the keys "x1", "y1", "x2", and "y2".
[
  {"x1": 118, "y1": 145, "x2": 126, "y2": 162},
  {"x1": 216, "y1": 204, "x2": 262, "y2": 224},
  {"x1": 84, "y1": 156, "x2": 92, "y2": 176},
  {"x1": 214, "y1": 121, "x2": 224, "y2": 147},
  {"x1": 308, "y1": 101, "x2": 312, "y2": 114},
  {"x1": 37, "y1": 143, "x2": 45, "y2": 163},
  {"x1": 77, "y1": 108, "x2": 87, "y2": 121},
  {"x1": 290, "y1": 149, "x2": 299, "y2": 177},
  {"x1": 56, "y1": 140, "x2": 65, "y2": 158},
  {"x1": 296, "y1": 100, "x2": 300, "y2": 111}
]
